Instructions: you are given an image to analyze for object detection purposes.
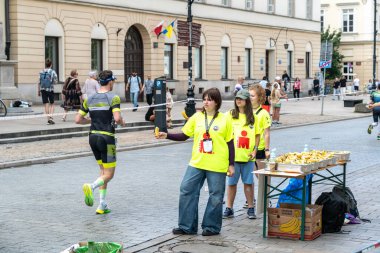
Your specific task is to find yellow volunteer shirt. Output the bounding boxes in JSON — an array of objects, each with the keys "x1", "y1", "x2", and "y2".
[
  {"x1": 182, "y1": 111, "x2": 233, "y2": 173},
  {"x1": 225, "y1": 111, "x2": 260, "y2": 162},
  {"x1": 254, "y1": 107, "x2": 271, "y2": 150}
]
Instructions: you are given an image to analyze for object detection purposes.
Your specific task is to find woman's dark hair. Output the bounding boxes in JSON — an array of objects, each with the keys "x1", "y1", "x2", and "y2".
[
  {"x1": 231, "y1": 96, "x2": 254, "y2": 126},
  {"x1": 202, "y1": 88, "x2": 222, "y2": 116},
  {"x1": 45, "y1": 59, "x2": 52, "y2": 68}
]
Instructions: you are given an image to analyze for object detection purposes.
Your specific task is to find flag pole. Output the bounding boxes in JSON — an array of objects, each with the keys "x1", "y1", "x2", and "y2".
[{"x1": 185, "y1": 0, "x2": 196, "y2": 118}]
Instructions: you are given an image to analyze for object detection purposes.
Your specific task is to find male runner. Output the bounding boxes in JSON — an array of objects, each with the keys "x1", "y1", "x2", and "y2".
[{"x1": 75, "y1": 70, "x2": 125, "y2": 214}]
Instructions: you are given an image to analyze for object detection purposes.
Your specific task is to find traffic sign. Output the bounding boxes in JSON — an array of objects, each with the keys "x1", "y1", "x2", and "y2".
[{"x1": 319, "y1": 60, "x2": 332, "y2": 69}]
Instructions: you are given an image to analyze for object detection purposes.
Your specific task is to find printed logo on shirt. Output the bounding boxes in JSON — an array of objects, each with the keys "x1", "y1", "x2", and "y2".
[
  {"x1": 237, "y1": 130, "x2": 250, "y2": 149},
  {"x1": 213, "y1": 125, "x2": 219, "y2": 131},
  {"x1": 198, "y1": 133, "x2": 214, "y2": 154},
  {"x1": 249, "y1": 124, "x2": 254, "y2": 129}
]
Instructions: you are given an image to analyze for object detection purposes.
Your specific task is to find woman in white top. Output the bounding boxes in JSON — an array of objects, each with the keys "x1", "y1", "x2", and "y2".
[{"x1": 82, "y1": 71, "x2": 100, "y2": 99}]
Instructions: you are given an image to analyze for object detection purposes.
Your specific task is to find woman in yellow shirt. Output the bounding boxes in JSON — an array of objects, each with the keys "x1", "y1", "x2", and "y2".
[
  {"x1": 223, "y1": 89, "x2": 260, "y2": 220},
  {"x1": 156, "y1": 88, "x2": 234, "y2": 236}
]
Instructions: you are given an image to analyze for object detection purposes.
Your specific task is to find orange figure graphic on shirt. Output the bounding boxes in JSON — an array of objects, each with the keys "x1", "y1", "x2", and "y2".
[
  {"x1": 237, "y1": 130, "x2": 250, "y2": 149},
  {"x1": 199, "y1": 133, "x2": 213, "y2": 154}
]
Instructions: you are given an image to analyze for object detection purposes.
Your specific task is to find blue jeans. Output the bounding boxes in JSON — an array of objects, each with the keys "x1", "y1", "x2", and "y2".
[
  {"x1": 178, "y1": 166, "x2": 226, "y2": 234},
  {"x1": 130, "y1": 92, "x2": 139, "y2": 108}
]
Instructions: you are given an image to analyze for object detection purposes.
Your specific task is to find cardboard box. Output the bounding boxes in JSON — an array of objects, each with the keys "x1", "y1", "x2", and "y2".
[{"x1": 267, "y1": 203, "x2": 322, "y2": 241}]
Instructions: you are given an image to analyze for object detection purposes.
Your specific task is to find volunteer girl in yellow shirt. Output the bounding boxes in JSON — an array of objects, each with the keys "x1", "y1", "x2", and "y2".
[
  {"x1": 223, "y1": 89, "x2": 260, "y2": 220},
  {"x1": 156, "y1": 88, "x2": 234, "y2": 236}
]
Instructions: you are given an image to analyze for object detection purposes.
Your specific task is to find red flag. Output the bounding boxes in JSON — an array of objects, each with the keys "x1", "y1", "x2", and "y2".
[{"x1": 153, "y1": 21, "x2": 164, "y2": 37}]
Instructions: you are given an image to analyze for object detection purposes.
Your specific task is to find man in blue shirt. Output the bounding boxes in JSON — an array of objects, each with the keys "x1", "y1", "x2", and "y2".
[{"x1": 126, "y1": 71, "x2": 142, "y2": 111}]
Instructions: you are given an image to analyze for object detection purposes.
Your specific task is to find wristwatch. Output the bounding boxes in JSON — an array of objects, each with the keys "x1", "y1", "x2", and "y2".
[
  {"x1": 265, "y1": 148, "x2": 270, "y2": 151},
  {"x1": 253, "y1": 146, "x2": 258, "y2": 150}
]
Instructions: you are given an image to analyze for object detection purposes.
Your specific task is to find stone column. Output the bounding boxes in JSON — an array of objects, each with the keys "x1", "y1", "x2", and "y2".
[{"x1": 0, "y1": 22, "x2": 7, "y2": 60}]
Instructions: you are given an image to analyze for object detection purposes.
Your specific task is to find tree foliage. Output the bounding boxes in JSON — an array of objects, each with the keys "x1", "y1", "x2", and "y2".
[{"x1": 321, "y1": 27, "x2": 344, "y2": 80}]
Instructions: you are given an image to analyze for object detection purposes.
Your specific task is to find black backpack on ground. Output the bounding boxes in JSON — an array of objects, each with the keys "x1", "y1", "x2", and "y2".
[
  {"x1": 315, "y1": 192, "x2": 347, "y2": 233},
  {"x1": 332, "y1": 185, "x2": 359, "y2": 218}
]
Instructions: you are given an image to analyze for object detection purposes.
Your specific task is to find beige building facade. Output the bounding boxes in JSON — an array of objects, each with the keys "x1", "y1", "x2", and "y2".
[
  {"x1": 321, "y1": 0, "x2": 377, "y2": 86},
  {"x1": 7, "y1": 0, "x2": 321, "y2": 102}
]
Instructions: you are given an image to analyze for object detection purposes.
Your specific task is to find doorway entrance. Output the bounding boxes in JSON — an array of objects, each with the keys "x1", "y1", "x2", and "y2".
[
  {"x1": 265, "y1": 50, "x2": 275, "y2": 82},
  {"x1": 124, "y1": 26, "x2": 144, "y2": 102}
]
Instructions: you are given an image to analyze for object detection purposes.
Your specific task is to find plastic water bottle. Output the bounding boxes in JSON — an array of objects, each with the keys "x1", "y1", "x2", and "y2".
[
  {"x1": 270, "y1": 148, "x2": 277, "y2": 162},
  {"x1": 303, "y1": 144, "x2": 309, "y2": 152}
]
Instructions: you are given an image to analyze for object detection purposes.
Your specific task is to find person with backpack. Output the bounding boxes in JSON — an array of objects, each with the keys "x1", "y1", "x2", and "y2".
[
  {"x1": 38, "y1": 59, "x2": 58, "y2": 125},
  {"x1": 126, "y1": 71, "x2": 142, "y2": 111}
]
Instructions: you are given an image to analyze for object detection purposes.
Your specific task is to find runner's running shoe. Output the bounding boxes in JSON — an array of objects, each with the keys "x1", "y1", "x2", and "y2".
[
  {"x1": 368, "y1": 124, "x2": 374, "y2": 134},
  {"x1": 96, "y1": 203, "x2": 111, "y2": 214},
  {"x1": 222, "y1": 207, "x2": 234, "y2": 219},
  {"x1": 82, "y1": 184, "x2": 94, "y2": 207}
]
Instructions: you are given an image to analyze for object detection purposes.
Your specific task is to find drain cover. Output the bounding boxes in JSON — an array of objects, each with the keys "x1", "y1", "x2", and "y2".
[{"x1": 156, "y1": 240, "x2": 252, "y2": 253}]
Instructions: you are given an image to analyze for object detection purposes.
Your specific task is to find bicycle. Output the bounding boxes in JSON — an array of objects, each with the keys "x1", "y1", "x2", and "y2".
[{"x1": 0, "y1": 98, "x2": 7, "y2": 117}]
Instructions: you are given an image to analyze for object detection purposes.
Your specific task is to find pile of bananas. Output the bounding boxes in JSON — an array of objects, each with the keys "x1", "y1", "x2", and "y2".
[
  {"x1": 275, "y1": 150, "x2": 334, "y2": 165},
  {"x1": 279, "y1": 216, "x2": 301, "y2": 234}
]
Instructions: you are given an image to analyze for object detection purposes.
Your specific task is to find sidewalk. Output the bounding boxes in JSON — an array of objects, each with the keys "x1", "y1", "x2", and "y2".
[
  {"x1": 0, "y1": 94, "x2": 372, "y2": 136},
  {"x1": 127, "y1": 163, "x2": 380, "y2": 253}
]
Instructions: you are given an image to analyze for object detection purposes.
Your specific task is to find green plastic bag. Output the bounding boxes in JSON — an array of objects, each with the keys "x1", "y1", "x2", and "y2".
[{"x1": 74, "y1": 242, "x2": 122, "y2": 253}]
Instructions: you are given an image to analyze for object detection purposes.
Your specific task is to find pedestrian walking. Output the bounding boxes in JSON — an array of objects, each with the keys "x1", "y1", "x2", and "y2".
[
  {"x1": 293, "y1": 77, "x2": 301, "y2": 100},
  {"x1": 367, "y1": 84, "x2": 380, "y2": 140},
  {"x1": 282, "y1": 70, "x2": 290, "y2": 92},
  {"x1": 75, "y1": 70, "x2": 125, "y2": 214},
  {"x1": 223, "y1": 89, "x2": 260, "y2": 220},
  {"x1": 166, "y1": 87, "x2": 173, "y2": 128},
  {"x1": 262, "y1": 82, "x2": 272, "y2": 113},
  {"x1": 259, "y1": 76, "x2": 268, "y2": 89},
  {"x1": 156, "y1": 88, "x2": 235, "y2": 236},
  {"x1": 82, "y1": 71, "x2": 100, "y2": 100},
  {"x1": 312, "y1": 76, "x2": 320, "y2": 100},
  {"x1": 340, "y1": 76, "x2": 347, "y2": 99},
  {"x1": 234, "y1": 76, "x2": 244, "y2": 95},
  {"x1": 62, "y1": 69, "x2": 82, "y2": 121},
  {"x1": 126, "y1": 71, "x2": 142, "y2": 111},
  {"x1": 142, "y1": 75, "x2": 154, "y2": 106},
  {"x1": 271, "y1": 83, "x2": 287, "y2": 125},
  {"x1": 38, "y1": 59, "x2": 58, "y2": 125},
  {"x1": 353, "y1": 76, "x2": 360, "y2": 92},
  {"x1": 333, "y1": 77, "x2": 341, "y2": 100}
]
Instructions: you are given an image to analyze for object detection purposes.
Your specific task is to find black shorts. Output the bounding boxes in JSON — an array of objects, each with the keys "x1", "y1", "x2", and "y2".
[
  {"x1": 89, "y1": 133, "x2": 116, "y2": 169},
  {"x1": 41, "y1": 90, "x2": 54, "y2": 104},
  {"x1": 255, "y1": 149, "x2": 266, "y2": 159}
]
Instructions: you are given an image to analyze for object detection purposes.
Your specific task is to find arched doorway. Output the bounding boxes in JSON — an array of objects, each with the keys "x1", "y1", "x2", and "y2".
[{"x1": 124, "y1": 25, "x2": 143, "y2": 102}]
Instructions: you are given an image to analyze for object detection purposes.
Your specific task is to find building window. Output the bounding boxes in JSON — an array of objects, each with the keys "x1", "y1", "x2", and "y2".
[
  {"x1": 91, "y1": 39, "x2": 103, "y2": 72},
  {"x1": 342, "y1": 9, "x2": 354, "y2": 33},
  {"x1": 45, "y1": 36, "x2": 59, "y2": 80},
  {"x1": 246, "y1": 0, "x2": 253, "y2": 10},
  {"x1": 343, "y1": 61, "x2": 354, "y2": 81},
  {"x1": 194, "y1": 46, "x2": 203, "y2": 79},
  {"x1": 245, "y1": 48, "x2": 251, "y2": 79},
  {"x1": 221, "y1": 47, "x2": 228, "y2": 79},
  {"x1": 288, "y1": 0, "x2": 295, "y2": 17},
  {"x1": 321, "y1": 10, "x2": 324, "y2": 32},
  {"x1": 287, "y1": 51, "x2": 293, "y2": 78},
  {"x1": 164, "y1": 44, "x2": 173, "y2": 79},
  {"x1": 221, "y1": 0, "x2": 230, "y2": 6},
  {"x1": 305, "y1": 52, "x2": 311, "y2": 78},
  {"x1": 268, "y1": 0, "x2": 275, "y2": 13},
  {"x1": 306, "y1": 0, "x2": 313, "y2": 20}
]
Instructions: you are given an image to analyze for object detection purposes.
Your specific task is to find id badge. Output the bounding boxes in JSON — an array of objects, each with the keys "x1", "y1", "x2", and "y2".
[{"x1": 203, "y1": 139, "x2": 213, "y2": 152}]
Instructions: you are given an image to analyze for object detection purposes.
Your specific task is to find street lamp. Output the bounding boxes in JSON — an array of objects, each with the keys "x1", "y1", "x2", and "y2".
[{"x1": 184, "y1": 0, "x2": 196, "y2": 118}]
